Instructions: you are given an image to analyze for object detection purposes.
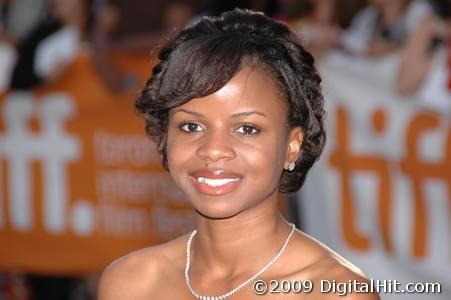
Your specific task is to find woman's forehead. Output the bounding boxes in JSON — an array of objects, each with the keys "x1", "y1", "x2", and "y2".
[{"x1": 171, "y1": 66, "x2": 287, "y2": 117}]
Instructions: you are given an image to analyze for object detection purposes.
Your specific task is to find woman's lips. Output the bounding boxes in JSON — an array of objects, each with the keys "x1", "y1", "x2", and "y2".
[{"x1": 188, "y1": 170, "x2": 243, "y2": 196}]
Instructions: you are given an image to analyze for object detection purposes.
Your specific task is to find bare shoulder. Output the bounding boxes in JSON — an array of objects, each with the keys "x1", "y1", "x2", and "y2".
[
  {"x1": 289, "y1": 231, "x2": 380, "y2": 300},
  {"x1": 291, "y1": 230, "x2": 366, "y2": 275},
  {"x1": 97, "y1": 234, "x2": 188, "y2": 300}
]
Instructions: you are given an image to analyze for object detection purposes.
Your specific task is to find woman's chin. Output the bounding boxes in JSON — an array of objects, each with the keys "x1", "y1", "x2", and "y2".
[{"x1": 193, "y1": 205, "x2": 243, "y2": 220}]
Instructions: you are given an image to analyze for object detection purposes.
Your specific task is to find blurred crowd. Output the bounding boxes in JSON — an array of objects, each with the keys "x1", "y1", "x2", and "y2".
[
  {"x1": 0, "y1": 0, "x2": 450, "y2": 299},
  {"x1": 0, "y1": 0, "x2": 449, "y2": 99}
]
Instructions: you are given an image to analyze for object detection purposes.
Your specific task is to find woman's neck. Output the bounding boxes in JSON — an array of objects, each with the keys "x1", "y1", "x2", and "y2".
[{"x1": 190, "y1": 202, "x2": 292, "y2": 280}]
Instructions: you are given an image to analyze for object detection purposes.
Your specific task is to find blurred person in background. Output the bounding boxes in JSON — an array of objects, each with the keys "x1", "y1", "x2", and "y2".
[
  {"x1": 91, "y1": 0, "x2": 196, "y2": 92},
  {"x1": 0, "y1": 2, "x2": 16, "y2": 94},
  {"x1": 92, "y1": 0, "x2": 196, "y2": 51},
  {"x1": 396, "y1": 0, "x2": 451, "y2": 109},
  {"x1": 0, "y1": 0, "x2": 47, "y2": 93},
  {"x1": 291, "y1": 0, "x2": 366, "y2": 59},
  {"x1": 0, "y1": 0, "x2": 48, "y2": 43},
  {"x1": 9, "y1": 0, "x2": 92, "y2": 90},
  {"x1": 292, "y1": 0, "x2": 341, "y2": 58},
  {"x1": 342, "y1": 0, "x2": 433, "y2": 57}
]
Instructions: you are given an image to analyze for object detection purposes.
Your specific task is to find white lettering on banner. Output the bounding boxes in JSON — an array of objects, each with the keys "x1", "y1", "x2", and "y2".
[
  {"x1": 70, "y1": 199, "x2": 94, "y2": 236},
  {"x1": 0, "y1": 93, "x2": 80, "y2": 233},
  {"x1": 39, "y1": 95, "x2": 80, "y2": 233},
  {"x1": 97, "y1": 203, "x2": 150, "y2": 236},
  {"x1": 96, "y1": 170, "x2": 186, "y2": 203},
  {"x1": 94, "y1": 131, "x2": 160, "y2": 166},
  {"x1": 151, "y1": 204, "x2": 195, "y2": 237},
  {"x1": 94, "y1": 170, "x2": 192, "y2": 237},
  {"x1": 1, "y1": 93, "x2": 35, "y2": 231},
  {"x1": 93, "y1": 130, "x2": 194, "y2": 238}
]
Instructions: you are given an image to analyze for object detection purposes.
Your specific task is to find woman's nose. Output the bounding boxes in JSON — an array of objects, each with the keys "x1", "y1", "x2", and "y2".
[{"x1": 196, "y1": 129, "x2": 236, "y2": 162}]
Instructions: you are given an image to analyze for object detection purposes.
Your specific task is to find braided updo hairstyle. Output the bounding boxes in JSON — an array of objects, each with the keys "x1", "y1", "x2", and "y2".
[{"x1": 136, "y1": 8, "x2": 326, "y2": 193}]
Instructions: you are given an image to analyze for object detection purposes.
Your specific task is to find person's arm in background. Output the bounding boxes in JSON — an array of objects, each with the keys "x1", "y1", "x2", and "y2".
[
  {"x1": 396, "y1": 14, "x2": 446, "y2": 95},
  {"x1": 91, "y1": 2, "x2": 132, "y2": 92},
  {"x1": 91, "y1": 1, "x2": 194, "y2": 92}
]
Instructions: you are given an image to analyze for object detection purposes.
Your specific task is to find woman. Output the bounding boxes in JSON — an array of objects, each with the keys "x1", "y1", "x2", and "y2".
[{"x1": 99, "y1": 9, "x2": 380, "y2": 299}]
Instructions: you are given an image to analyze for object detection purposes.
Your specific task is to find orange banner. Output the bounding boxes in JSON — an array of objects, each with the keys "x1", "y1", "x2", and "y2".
[{"x1": 0, "y1": 52, "x2": 196, "y2": 275}]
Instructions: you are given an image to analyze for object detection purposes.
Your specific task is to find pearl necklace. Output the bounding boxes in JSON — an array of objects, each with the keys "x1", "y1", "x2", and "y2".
[{"x1": 184, "y1": 224, "x2": 296, "y2": 300}]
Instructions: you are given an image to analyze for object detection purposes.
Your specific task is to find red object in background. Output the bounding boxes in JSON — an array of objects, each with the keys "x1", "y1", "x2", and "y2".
[{"x1": 1, "y1": 273, "x2": 30, "y2": 300}]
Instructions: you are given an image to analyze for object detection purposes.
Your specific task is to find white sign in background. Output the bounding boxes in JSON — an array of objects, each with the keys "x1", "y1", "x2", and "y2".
[
  {"x1": 300, "y1": 53, "x2": 451, "y2": 299},
  {"x1": 0, "y1": 93, "x2": 81, "y2": 234}
]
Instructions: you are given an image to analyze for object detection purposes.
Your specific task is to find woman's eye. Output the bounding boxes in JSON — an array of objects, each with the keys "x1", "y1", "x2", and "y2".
[
  {"x1": 179, "y1": 122, "x2": 203, "y2": 133},
  {"x1": 235, "y1": 124, "x2": 260, "y2": 135}
]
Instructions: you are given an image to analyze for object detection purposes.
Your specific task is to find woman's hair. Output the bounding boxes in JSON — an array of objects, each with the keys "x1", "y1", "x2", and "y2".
[{"x1": 136, "y1": 8, "x2": 326, "y2": 193}]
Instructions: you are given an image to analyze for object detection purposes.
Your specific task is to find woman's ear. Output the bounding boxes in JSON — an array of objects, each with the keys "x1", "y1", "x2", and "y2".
[{"x1": 285, "y1": 127, "x2": 303, "y2": 168}]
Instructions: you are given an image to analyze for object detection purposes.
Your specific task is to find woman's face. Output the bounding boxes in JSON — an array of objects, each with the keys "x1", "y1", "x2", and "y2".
[{"x1": 167, "y1": 67, "x2": 302, "y2": 219}]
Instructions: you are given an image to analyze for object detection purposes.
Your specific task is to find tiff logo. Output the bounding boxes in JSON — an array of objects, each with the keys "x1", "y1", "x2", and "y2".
[
  {"x1": 0, "y1": 92, "x2": 80, "y2": 234},
  {"x1": 329, "y1": 105, "x2": 451, "y2": 258}
]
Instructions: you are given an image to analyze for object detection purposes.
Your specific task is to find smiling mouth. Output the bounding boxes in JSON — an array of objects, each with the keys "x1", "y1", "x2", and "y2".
[
  {"x1": 189, "y1": 175, "x2": 242, "y2": 196},
  {"x1": 196, "y1": 177, "x2": 241, "y2": 187}
]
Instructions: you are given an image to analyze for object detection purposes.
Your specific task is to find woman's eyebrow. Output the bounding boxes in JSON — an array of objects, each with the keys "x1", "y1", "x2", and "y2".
[
  {"x1": 231, "y1": 111, "x2": 267, "y2": 118},
  {"x1": 171, "y1": 109, "x2": 267, "y2": 118},
  {"x1": 170, "y1": 108, "x2": 204, "y2": 117}
]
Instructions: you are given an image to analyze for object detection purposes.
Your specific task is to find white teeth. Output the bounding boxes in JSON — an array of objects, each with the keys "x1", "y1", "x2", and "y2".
[{"x1": 196, "y1": 177, "x2": 240, "y2": 187}]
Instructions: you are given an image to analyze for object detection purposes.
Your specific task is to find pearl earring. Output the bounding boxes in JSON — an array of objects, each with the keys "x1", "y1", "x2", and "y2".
[{"x1": 287, "y1": 162, "x2": 295, "y2": 172}]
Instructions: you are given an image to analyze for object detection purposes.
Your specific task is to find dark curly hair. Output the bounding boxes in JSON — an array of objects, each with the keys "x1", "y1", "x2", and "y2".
[{"x1": 136, "y1": 8, "x2": 326, "y2": 193}]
